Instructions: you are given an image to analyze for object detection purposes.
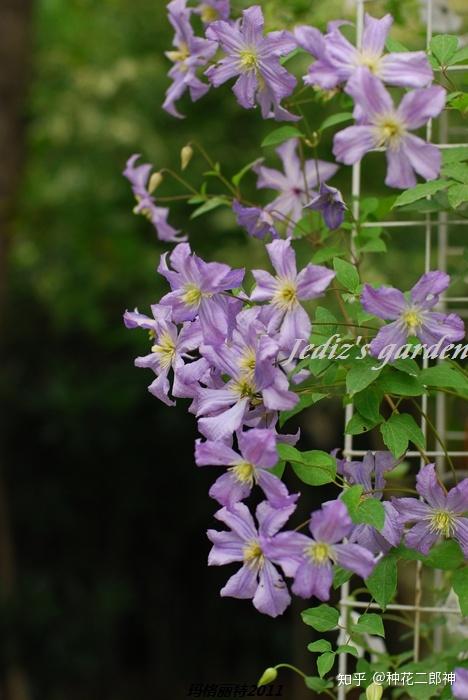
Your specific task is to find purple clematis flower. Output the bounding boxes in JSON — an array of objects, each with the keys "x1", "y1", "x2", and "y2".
[
  {"x1": 306, "y1": 183, "x2": 347, "y2": 230},
  {"x1": 205, "y1": 5, "x2": 298, "y2": 121},
  {"x1": 254, "y1": 139, "x2": 339, "y2": 234},
  {"x1": 339, "y1": 451, "x2": 403, "y2": 554},
  {"x1": 123, "y1": 155, "x2": 186, "y2": 243},
  {"x1": 232, "y1": 200, "x2": 279, "y2": 240},
  {"x1": 453, "y1": 669, "x2": 468, "y2": 700},
  {"x1": 295, "y1": 13, "x2": 433, "y2": 90},
  {"x1": 333, "y1": 68, "x2": 445, "y2": 189},
  {"x1": 196, "y1": 307, "x2": 298, "y2": 441},
  {"x1": 163, "y1": 0, "x2": 218, "y2": 118},
  {"x1": 195, "y1": 0, "x2": 230, "y2": 24},
  {"x1": 392, "y1": 463, "x2": 468, "y2": 557},
  {"x1": 158, "y1": 242, "x2": 245, "y2": 344},
  {"x1": 361, "y1": 271, "x2": 465, "y2": 360},
  {"x1": 207, "y1": 500, "x2": 297, "y2": 617},
  {"x1": 195, "y1": 428, "x2": 298, "y2": 507},
  {"x1": 123, "y1": 304, "x2": 202, "y2": 405},
  {"x1": 251, "y1": 239, "x2": 335, "y2": 350},
  {"x1": 264, "y1": 500, "x2": 376, "y2": 601}
]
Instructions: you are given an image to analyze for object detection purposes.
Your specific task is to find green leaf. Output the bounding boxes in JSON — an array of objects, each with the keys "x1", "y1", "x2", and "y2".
[
  {"x1": 385, "y1": 37, "x2": 410, "y2": 52},
  {"x1": 345, "y1": 411, "x2": 380, "y2": 435},
  {"x1": 352, "y1": 613, "x2": 385, "y2": 638},
  {"x1": 312, "y1": 245, "x2": 344, "y2": 264},
  {"x1": 354, "y1": 387, "x2": 383, "y2": 424},
  {"x1": 453, "y1": 567, "x2": 468, "y2": 616},
  {"x1": 231, "y1": 158, "x2": 262, "y2": 187},
  {"x1": 356, "y1": 498, "x2": 385, "y2": 531},
  {"x1": 393, "y1": 180, "x2": 449, "y2": 207},
  {"x1": 448, "y1": 92, "x2": 468, "y2": 116},
  {"x1": 335, "y1": 645, "x2": 359, "y2": 658},
  {"x1": 317, "y1": 651, "x2": 336, "y2": 677},
  {"x1": 346, "y1": 363, "x2": 381, "y2": 395},
  {"x1": 341, "y1": 485, "x2": 364, "y2": 521},
  {"x1": 319, "y1": 112, "x2": 353, "y2": 132},
  {"x1": 333, "y1": 257, "x2": 360, "y2": 292},
  {"x1": 442, "y1": 146, "x2": 468, "y2": 164},
  {"x1": 366, "y1": 555, "x2": 398, "y2": 610},
  {"x1": 381, "y1": 413, "x2": 425, "y2": 457},
  {"x1": 302, "y1": 604, "x2": 339, "y2": 632},
  {"x1": 269, "y1": 460, "x2": 286, "y2": 479},
  {"x1": 305, "y1": 676, "x2": 332, "y2": 692},
  {"x1": 451, "y1": 45, "x2": 468, "y2": 65},
  {"x1": 261, "y1": 126, "x2": 303, "y2": 147},
  {"x1": 190, "y1": 197, "x2": 229, "y2": 219},
  {"x1": 430, "y1": 34, "x2": 459, "y2": 66},
  {"x1": 333, "y1": 565, "x2": 352, "y2": 589},
  {"x1": 441, "y1": 162, "x2": 468, "y2": 184},
  {"x1": 425, "y1": 539, "x2": 464, "y2": 570},
  {"x1": 420, "y1": 363, "x2": 468, "y2": 390},
  {"x1": 307, "y1": 639, "x2": 332, "y2": 653},
  {"x1": 377, "y1": 369, "x2": 424, "y2": 396},
  {"x1": 448, "y1": 183, "x2": 468, "y2": 209},
  {"x1": 277, "y1": 445, "x2": 336, "y2": 486}
]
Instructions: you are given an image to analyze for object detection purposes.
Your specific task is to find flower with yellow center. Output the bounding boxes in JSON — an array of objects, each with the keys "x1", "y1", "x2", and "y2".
[
  {"x1": 151, "y1": 331, "x2": 176, "y2": 370},
  {"x1": 307, "y1": 542, "x2": 332, "y2": 565},
  {"x1": 374, "y1": 113, "x2": 405, "y2": 149},
  {"x1": 181, "y1": 283, "x2": 204, "y2": 307},
  {"x1": 200, "y1": 4, "x2": 219, "y2": 23},
  {"x1": 231, "y1": 377, "x2": 256, "y2": 400},
  {"x1": 429, "y1": 510, "x2": 455, "y2": 537},
  {"x1": 239, "y1": 348, "x2": 257, "y2": 379},
  {"x1": 272, "y1": 280, "x2": 298, "y2": 311},
  {"x1": 239, "y1": 48, "x2": 259, "y2": 72},
  {"x1": 166, "y1": 41, "x2": 190, "y2": 64},
  {"x1": 243, "y1": 540, "x2": 264, "y2": 569},
  {"x1": 401, "y1": 307, "x2": 423, "y2": 333},
  {"x1": 357, "y1": 51, "x2": 382, "y2": 75}
]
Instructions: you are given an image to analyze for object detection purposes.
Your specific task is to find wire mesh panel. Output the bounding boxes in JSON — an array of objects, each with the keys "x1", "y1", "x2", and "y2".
[{"x1": 337, "y1": 1, "x2": 468, "y2": 694}]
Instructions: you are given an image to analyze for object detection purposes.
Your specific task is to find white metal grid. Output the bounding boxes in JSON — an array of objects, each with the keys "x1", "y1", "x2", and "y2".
[{"x1": 337, "y1": 0, "x2": 468, "y2": 693}]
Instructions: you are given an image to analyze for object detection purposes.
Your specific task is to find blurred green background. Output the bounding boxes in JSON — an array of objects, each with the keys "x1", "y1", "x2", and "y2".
[{"x1": 1, "y1": 0, "x2": 467, "y2": 698}]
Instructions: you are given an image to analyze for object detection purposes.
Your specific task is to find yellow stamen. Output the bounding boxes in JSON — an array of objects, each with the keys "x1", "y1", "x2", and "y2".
[
  {"x1": 232, "y1": 378, "x2": 256, "y2": 399},
  {"x1": 230, "y1": 462, "x2": 256, "y2": 486},
  {"x1": 239, "y1": 48, "x2": 259, "y2": 71},
  {"x1": 182, "y1": 283, "x2": 204, "y2": 307},
  {"x1": 375, "y1": 114, "x2": 405, "y2": 149},
  {"x1": 239, "y1": 349, "x2": 256, "y2": 378},
  {"x1": 243, "y1": 540, "x2": 264, "y2": 569},
  {"x1": 307, "y1": 542, "x2": 332, "y2": 565},
  {"x1": 272, "y1": 280, "x2": 298, "y2": 310},
  {"x1": 402, "y1": 308, "x2": 422, "y2": 332},
  {"x1": 200, "y1": 4, "x2": 219, "y2": 22},
  {"x1": 151, "y1": 331, "x2": 176, "y2": 370},
  {"x1": 429, "y1": 510, "x2": 455, "y2": 537},
  {"x1": 166, "y1": 42, "x2": 190, "y2": 63},
  {"x1": 358, "y1": 51, "x2": 382, "y2": 74}
]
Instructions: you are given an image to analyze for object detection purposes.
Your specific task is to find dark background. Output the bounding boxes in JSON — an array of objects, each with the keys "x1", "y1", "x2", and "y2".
[{"x1": 1, "y1": 1, "x2": 467, "y2": 698}]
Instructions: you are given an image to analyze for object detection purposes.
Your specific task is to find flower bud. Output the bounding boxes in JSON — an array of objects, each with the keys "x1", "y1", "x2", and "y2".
[
  {"x1": 366, "y1": 682, "x2": 384, "y2": 700},
  {"x1": 257, "y1": 667, "x2": 278, "y2": 687},
  {"x1": 181, "y1": 145, "x2": 194, "y2": 171},
  {"x1": 148, "y1": 172, "x2": 163, "y2": 193}
]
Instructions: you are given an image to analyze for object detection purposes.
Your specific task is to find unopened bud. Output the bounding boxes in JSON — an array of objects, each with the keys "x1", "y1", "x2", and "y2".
[
  {"x1": 181, "y1": 145, "x2": 194, "y2": 171},
  {"x1": 366, "y1": 682, "x2": 384, "y2": 700},
  {"x1": 148, "y1": 172, "x2": 163, "y2": 193},
  {"x1": 257, "y1": 667, "x2": 278, "y2": 688}
]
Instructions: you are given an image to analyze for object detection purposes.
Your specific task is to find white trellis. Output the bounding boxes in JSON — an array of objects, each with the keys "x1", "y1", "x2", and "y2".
[{"x1": 337, "y1": 0, "x2": 468, "y2": 693}]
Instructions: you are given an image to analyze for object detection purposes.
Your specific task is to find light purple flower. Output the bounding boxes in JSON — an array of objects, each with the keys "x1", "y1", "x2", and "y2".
[
  {"x1": 392, "y1": 463, "x2": 468, "y2": 557},
  {"x1": 306, "y1": 183, "x2": 347, "y2": 230},
  {"x1": 254, "y1": 139, "x2": 339, "y2": 234},
  {"x1": 264, "y1": 500, "x2": 376, "y2": 601},
  {"x1": 295, "y1": 13, "x2": 433, "y2": 90},
  {"x1": 251, "y1": 239, "x2": 335, "y2": 350},
  {"x1": 123, "y1": 304, "x2": 202, "y2": 405},
  {"x1": 195, "y1": 428, "x2": 298, "y2": 507},
  {"x1": 453, "y1": 669, "x2": 468, "y2": 700},
  {"x1": 196, "y1": 307, "x2": 298, "y2": 441},
  {"x1": 123, "y1": 155, "x2": 185, "y2": 243},
  {"x1": 195, "y1": 0, "x2": 230, "y2": 24},
  {"x1": 207, "y1": 500, "x2": 297, "y2": 617},
  {"x1": 232, "y1": 200, "x2": 279, "y2": 240},
  {"x1": 361, "y1": 271, "x2": 465, "y2": 359},
  {"x1": 163, "y1": 0, "x2": 218, "y2": 118},
  {"x1": 339, "y1": 451, "x2": 403, "y2": 554},
  {"x1": 205, "y1": 5, "x2": 298, "y2": 121},
  {"x1": 158, "y1": 242, "x2": 244, "y2": 344},
  {"x1": 333, "y1": 68, "x2": 445, "y2": 189}
]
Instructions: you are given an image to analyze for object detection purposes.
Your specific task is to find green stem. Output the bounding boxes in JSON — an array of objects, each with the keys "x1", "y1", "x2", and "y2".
[{"x1": 410, "y1": 398, "x2": 457, "y2": 484}]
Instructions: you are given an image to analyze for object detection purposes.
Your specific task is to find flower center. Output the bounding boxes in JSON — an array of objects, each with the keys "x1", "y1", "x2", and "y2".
[
  {"x1": 232, "y1": 377, "x2": 256, "y2": 399},
  {"x1": 429, "y1": 510, "x2": 455, "y2": 537},
  {"x1": 239, "y1": 48, "x2": 259, "y2": 71},
  {"x1": 375, "y1": 114, "x2": 405, "y2": 149},
  {"x1": 182, "y1": 283, "x2": 205, "y2": 307},
  {"x1": 239, "y1": 348, "x2": 256, "y2": 378},
  {"x1": 307, "y1": 542, "x2": 332, "y2": 565},
  {"x1": 166, "y1": 42, "x2": 190, "y2": 63},
  {"x1": 358, "y1": 50, "x2": 382, "y2": 74},
  {"x1": 401, "y1": 307, "x2": 423, "y2": 333},
  {"x1": 272, "y1": 280, "x2": 298, "y2": 310},
  {"x1": 243, "y1": 540, "x2": 264, "y2": 569},
  {"x1": 200, "y1": 4, "x2": 219, "y2": 22},
  {"x1": 230, "y1": 462, "x2": 256, "y2": 486},
  {"x1": 151, "y1": 331, "x2": 176, "y2": 370}
]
